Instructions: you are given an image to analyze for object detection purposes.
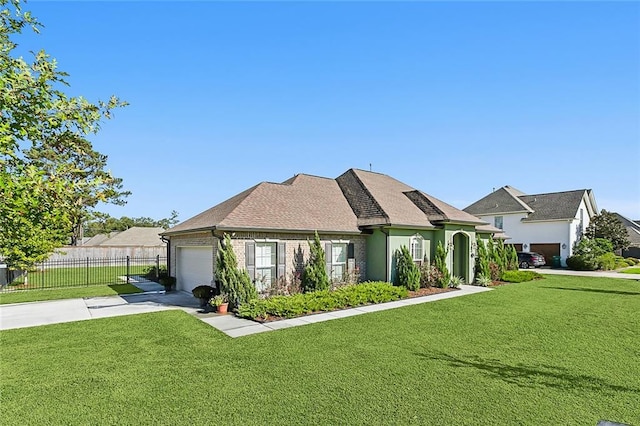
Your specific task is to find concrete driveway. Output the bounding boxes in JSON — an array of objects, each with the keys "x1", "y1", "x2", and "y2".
[
  {"x1": 534, "y1": 268, "x2": 640, "y2": 280},
  {"x1": 0, "y1": 290, "x2": 202, "y2": 331}
]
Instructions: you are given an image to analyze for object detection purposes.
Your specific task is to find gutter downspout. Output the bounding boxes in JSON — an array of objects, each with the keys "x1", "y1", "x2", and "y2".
[{"x1": 160, "y1": 236, "x2": 171, "y2": 277}]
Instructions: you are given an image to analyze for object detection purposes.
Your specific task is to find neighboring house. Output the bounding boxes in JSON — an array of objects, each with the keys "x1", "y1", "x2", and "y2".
[
  {"x1": 162, "y1": 169, "x2": 503, "y2": 293},
  {"x1": 613, "y1": 213, "x2": 640, "y2": 258},
  {"x1": 463, "y1": 186, "x2": 598, "y2": 266},
  {"x1": 47, "y1": 227, "x2": 167, "y2": 261}
]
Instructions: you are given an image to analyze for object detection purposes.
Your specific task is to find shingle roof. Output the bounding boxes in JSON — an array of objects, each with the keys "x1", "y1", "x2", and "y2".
[
  {"x1": 337, "y1": 169, "x2": 434, "y2": 228},
  {"x1": 464, "y1": 186, "x2": 592, "y2": 222},
  {"x1": 519, "y1": 190, "x2": 587, "y2": 221},
  {"x1": 82, "y1": 232, "x2": 121, "y2": 246},
  {"x1": 99, "y1": 227, "x2": 166, "y2": 246},
  {"x1": 166, "y1": 169, "x2": 487, "y2": 235},
  {"x1": 463, "y1": 187, "x2": 533, "y2": 216},
  {"x1": 614, "y1": 213, "x2": 640, "y2": 247},
  {"x1": 165, "y1": 174, "x2": 360, "y2": 235}
]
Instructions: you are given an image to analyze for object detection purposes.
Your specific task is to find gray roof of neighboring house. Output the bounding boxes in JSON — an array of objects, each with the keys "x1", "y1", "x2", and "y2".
[
  {"x1": 464, "y1": 186, "x2": 594, "y2": 221},
  {"x1": 82, "y1": 232, "x2": 121, "y2": 246},
  {"x1": 463, "y1": 186, "x2": 533, "y2": 216},
  {"x1": 98, "y1": 227, "x2": 166, "y2": 246},
  {"x1": 614, "y1": 213, "x2": 640, "y2": 248},
  {"x1": 165, "y1": 168, "x2": 488, "y2": 236}
]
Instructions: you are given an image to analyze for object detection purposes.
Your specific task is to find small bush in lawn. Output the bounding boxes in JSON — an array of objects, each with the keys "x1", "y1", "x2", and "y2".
[
  {"x1": 237, "y1": 282, "x2": 409, "y2": 321},
  {"x1": 394, "y1": 245, "x2": 420, "y2": 291},
  {"x1": 566, "y1": 255, "x2": 598, "y2": 271},
  {"x1": 500, "y1": 270, "x2": 543, "y2": 283}
]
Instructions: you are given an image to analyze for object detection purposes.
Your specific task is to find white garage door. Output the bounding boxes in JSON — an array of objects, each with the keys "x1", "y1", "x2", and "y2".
[{"x1": 176, "y1": 246, "x2": 213, "y2": 293}]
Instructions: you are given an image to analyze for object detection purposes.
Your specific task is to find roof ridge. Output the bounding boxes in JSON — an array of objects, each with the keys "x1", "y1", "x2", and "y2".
[
  {"x1": 502, "y1": 186, "x2": 534, "y2": 212},
  {"x1": 521, "y1": 189, "x2": 589, "y2": 197}
]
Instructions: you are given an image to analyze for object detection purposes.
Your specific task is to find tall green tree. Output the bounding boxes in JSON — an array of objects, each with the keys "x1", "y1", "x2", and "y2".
[
  {"x1": 1, "y1": 0, "x2": 127, "y2": 269},
  {"x1": 301, "y1": 231, "x2": 329, "y2": 292},
  {"x1": 585, "y1": 210, "x2": 630, "y2": 251},
  {"x1": 84, "y1": 211, "x2": 179, "y2": 237},
  {"x1": 434, "y1": 241, "x2": 451, "y2": 288}
]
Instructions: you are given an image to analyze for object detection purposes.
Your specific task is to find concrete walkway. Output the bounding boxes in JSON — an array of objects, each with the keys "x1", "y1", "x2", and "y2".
[
  {"x1": 534, "y1": 268, "x2": 640, "y2": 280},
  {"x1": 0, "y1": 284, "x2": 492, "y2": 336}
]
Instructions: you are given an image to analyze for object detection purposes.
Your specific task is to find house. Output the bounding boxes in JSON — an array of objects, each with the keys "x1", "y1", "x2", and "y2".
[
  {"x1": 463, "y1": 186, "x2": 598, "y2": 266},
  {"x1": 613, "y1": 213, "x2": 640, "y2": 258},
  {"x1": 162, "y1": 169, "x2": 503, "y2": 293},
  {"x1": 47, "y1": 227, "x2": 167, "y2": 261}
]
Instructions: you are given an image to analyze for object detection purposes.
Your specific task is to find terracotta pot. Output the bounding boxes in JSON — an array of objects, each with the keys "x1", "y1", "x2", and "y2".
[{"x1": 217, "y1": 303, "x2": 229, "y2": 314}]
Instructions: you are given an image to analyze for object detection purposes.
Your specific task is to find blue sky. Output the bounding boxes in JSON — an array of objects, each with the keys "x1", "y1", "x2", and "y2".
[{"x1": 19, "y1": 1, "x2": 640, "y2": 221}]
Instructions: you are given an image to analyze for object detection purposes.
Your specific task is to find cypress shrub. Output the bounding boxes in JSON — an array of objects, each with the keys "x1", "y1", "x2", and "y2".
[
  {"x1": 394, "y1": 245, "x2": 420, "y2": 291},
  {"x1": 434, "y1": 241, "x2": 450, "y2": 288},
  {"x1": 216, "y1": 234, "x2": 258, "y2": 309},
  {"x1": 301, "y1": 231, "x2": 330, "y2": 293}
]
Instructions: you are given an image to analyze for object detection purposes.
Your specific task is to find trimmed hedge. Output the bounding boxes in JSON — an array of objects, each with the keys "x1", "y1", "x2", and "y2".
[
  {"x1": 500, "y1": 270, "x2": 543, "y2": 283},
  {"x1": 237, "y1": 281, "x2": 409, "y2": 321}
]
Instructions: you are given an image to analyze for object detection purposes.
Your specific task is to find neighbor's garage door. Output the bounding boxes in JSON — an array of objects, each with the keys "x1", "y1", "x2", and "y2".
[
  {"x1": 529, "y1": 243, "x2": 560, "y2": 266},
  {"x1": 176, "y1": 246, "x2": 213, "y2": 293}
]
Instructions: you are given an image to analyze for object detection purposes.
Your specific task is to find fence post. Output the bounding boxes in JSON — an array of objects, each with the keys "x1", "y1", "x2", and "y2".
[
  {"x1": 156, "y1": 255, "x2": 160, "y2": 279},
  {"x1": 126, "y1": 256, "x2": 130, "y2": 284},
  {"x1": 86, "y1": 257, "x2": 89, "y2": 286}
]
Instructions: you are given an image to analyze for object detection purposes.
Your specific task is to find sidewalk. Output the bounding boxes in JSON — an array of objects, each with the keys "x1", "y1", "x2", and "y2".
[
  {"x1": 0, "y1": 284, "x2": 492, "y2": 336},
  {"x1": 534, "y1": 268, "x2": 640, "y2": 280}
]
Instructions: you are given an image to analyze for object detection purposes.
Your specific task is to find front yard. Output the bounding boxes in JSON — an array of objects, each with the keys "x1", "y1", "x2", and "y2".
[{"x1": 1, "y1": 275, "x2": 638, "y2": 424}]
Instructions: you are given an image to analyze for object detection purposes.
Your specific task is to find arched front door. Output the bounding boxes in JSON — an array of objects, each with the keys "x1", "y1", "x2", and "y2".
[{"x1": 452, "y1": 233, "x2": 469, "y2": 283}]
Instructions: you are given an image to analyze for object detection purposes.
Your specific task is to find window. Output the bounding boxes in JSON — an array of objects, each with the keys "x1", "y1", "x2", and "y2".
[
  {"x1": 494, "y1": 216, "x2": 503, "y2": 230},
  {"x1": 255, "y1": 242, "x2": 276, "y2": 287},
  {"x1": 331, "y1": 243, "x2": 347, "y2": 281},
  {"x1": 410, "y1": 234, "x2": 423, "y2": 262}
]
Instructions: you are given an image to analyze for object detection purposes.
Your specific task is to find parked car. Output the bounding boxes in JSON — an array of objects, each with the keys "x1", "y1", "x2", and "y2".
[{"x1": 517, "y1": 252, "x2": 546, "y2": 269}]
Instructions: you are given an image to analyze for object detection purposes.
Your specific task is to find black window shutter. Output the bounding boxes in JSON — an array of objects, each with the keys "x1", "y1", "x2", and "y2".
[
  {"x1": 325, "y1": 242, "x2": 332, "y2": 275},
  {"x1": 277, "y1": 242, "x2": 286, "y2": 278},
  {"x1": 347, "y1": 243, "x2": 355, "y2": 259},
  {"x1": 245, "y1": 241, "x2": 255, "y2": 280}
]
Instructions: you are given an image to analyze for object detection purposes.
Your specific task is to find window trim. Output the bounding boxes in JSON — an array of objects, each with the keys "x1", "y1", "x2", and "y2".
[{"x1": 410, "y1": 234, "x2": 424, "y2": 262}]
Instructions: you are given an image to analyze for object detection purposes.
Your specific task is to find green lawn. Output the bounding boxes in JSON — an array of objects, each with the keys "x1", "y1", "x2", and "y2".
[
  {"x1": 619, "y1": 267, "x2": 640, "y2": 274},
  {"x1": 0, "y1": 284, "x2": 142, "y2": 305},
  {"x1": 1, "y1": 275, "x2": 638, "y2": 425},
  {"x1": 7, "y1": 265, "x2": 153, "y2": 288}
]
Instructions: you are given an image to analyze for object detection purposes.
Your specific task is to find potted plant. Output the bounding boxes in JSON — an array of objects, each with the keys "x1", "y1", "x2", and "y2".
[
  {"x1": 159, "y1": 276, "x2": 176, "y2": 292},
  {"x1": 210, "y1": 293, "x2": 229, "y2": 314},
  {"x1": 192, "y1": 285, "x2": 215, "y2": 308}
]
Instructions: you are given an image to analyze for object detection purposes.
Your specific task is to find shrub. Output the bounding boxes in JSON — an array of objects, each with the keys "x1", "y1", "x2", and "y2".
[
  {"x1": 419, "y1": 261, "x2": 442, "y2": 288},
  {"x1": 566, "y1": 255, "x2": 598, "y2": 271},
  {"x1": 449, "y1": 276, "x2": 464, "y2": 288},
  {"x1": 596, "y1": 252, "x2": 617, "y2": 270},
  {"x1": 301, "y1": 231, "x2": 330, "y2": 293},
  {"x1": 507, "y1": 244, "x2": 519, "y2": 271},
  {"x1": 475, "y1": 274, "x2": 492, "y2": 287},
  {"x1": 144, "y1": 265, "x2": 168, "y2": 281},
  {"x1": 434, "y1": 241, "x2": 450, "y2": 288},
  {"x1": 573, "y1": 237, "x2": 613, "y2": 257},
  {"x1": 216, "y1": 234, "x2": 258, "y2": 309},
  {"x1": 488, "y1": 261, "x2": 501, "y2": 282},
  {"x1": 192, "y1": 285, "x2": 215, "y2": 300},
  {"x1": 237, "y1": 282, "x2": 409, "y2": 321},
  {"x1": 625, "y1": 257, "x2": 638, "y2": 266},
  {"x1": 475, "y1": 237, "x2": 490, "y2": 282},
  {"x1": 500, "y1": 270, "x2": 543, "y2": 283},
  {"x1": 394, "y1": 245, "x2": 420, "y2": 291}
]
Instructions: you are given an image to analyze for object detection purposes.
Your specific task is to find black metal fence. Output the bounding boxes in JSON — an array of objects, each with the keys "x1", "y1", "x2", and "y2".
[{"x1": 1, "y1": 256, "x2": 167, "y2": 292}]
